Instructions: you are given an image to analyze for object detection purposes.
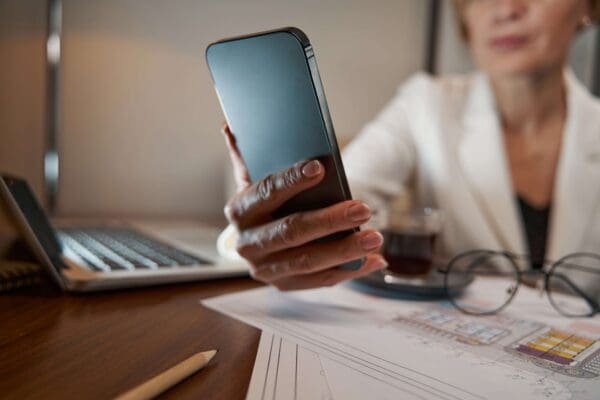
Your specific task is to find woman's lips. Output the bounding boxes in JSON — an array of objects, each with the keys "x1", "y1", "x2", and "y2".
[{"x1": 489, "y1": 35, "x2": 529, "y2": 51}]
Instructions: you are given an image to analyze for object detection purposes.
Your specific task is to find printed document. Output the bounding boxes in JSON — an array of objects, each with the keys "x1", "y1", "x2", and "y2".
[{"x1": 203, "y1": 279, "x2": 600, "y2": 399}]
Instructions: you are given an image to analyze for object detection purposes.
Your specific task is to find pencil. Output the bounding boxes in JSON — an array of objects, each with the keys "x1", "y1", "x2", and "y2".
[{"x1": 114, "y1": 349, "x2": 217, "y2": 400}]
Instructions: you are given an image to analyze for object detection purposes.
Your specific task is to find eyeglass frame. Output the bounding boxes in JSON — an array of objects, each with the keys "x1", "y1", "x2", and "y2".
[{"x1": 438, "y1": 250, "x2": 600, "y2": 318}]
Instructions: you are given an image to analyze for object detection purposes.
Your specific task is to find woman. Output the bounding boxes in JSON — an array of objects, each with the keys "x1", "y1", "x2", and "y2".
[{"x1": 221, "y1": 0, "x2": 600, "y2": 291}]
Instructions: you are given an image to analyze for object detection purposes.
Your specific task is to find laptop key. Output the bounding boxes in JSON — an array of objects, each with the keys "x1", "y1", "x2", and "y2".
[
  {"x1": 58, "y1": 234, "x2": 111, "y2": 272},
  {"x1": 85, "y1": 230, "x2": 158, "y2": 269},
  {"x1": 59, "y1": 227, "x2": 211, "y2": 270}
]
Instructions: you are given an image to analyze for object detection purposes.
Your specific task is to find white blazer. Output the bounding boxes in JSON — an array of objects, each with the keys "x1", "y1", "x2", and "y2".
[{"x1": 342, "y1": 70, "x2": 600, "y2": 265}]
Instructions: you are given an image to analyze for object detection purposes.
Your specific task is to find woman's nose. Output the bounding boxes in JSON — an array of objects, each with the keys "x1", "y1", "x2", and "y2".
[{"x1": 492, "y1": 0, "x2": 528, "y2": 24}]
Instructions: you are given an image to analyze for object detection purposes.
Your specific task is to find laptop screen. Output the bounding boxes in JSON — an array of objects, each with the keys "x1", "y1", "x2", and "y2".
[{"x1": 0, "y1": 175, "x2": 64, "y2": 276}]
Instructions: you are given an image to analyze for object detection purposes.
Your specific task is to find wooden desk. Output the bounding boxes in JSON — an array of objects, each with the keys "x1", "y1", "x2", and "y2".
[{"x1": 0, "y1": 278, "x2": 263, "y2": 399}]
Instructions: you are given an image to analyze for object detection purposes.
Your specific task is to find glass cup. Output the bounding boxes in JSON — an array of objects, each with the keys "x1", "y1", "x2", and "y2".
[{"x1": 373, "y1": 207, "x2": 443, "y2": 278}]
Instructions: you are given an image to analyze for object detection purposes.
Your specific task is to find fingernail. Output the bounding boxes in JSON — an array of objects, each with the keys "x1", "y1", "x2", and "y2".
[
  {"x1": 360, "y1": 231, "x2": 383, "y2": 251},
  {"x1": 371, "y1": 257, "x2": 388, "y2": 270},
  {"x1": 347, "y1": 203, "x2": 370, "y2": 222},
  {"x1": 302, "y1": 160, "x2": 322, "y2": 178}
]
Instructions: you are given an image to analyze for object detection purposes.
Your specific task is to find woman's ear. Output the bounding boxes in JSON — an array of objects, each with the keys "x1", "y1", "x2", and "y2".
[
  {"x1": 578, "y1": 0, "x2": 593, "y2": 29},
  {"x1": 579, "y1": 13, "x2": 593, "y2": 29},
  {"x1": 452, "y1": 0, "x2": 470, "y2": 43}
]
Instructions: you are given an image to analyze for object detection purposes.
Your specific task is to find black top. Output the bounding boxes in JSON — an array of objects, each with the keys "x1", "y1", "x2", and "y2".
[{"x1": 517, "y1": 196, "x2": 551, "y2": 270}]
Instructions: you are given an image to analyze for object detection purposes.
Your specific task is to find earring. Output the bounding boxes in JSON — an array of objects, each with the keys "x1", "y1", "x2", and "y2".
[{"x1": 581, "y1": 16, "x2": 593, "y2": 28}]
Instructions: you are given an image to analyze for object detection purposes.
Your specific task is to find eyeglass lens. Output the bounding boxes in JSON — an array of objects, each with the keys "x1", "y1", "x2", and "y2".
[
  {"x1": 446, "y1": 251, "x2": 519, "y2": 315},
  {"x1": 547, "y1": 254, "x2": 600, "y2": 317}
]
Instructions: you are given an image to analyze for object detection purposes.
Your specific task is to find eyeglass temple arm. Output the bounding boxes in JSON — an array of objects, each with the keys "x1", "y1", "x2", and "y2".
[
  {"x1": 550, "y1": 272, "x2": 600, "y2": 312},
  {"x1": 554, "y1": 254, "x2": 600, "y2": 275}
]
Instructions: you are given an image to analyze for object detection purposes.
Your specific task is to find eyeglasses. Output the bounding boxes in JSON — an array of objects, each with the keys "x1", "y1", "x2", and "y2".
[{"x1": 439, "y1": 250, "x2": 600, "y2": 318}]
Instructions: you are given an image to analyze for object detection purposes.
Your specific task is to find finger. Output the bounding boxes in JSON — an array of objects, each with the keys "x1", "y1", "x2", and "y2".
[
  {"x1": 221, "y1": 123, "x2": 251, "y2": 191},
  {"x1": 225, "y1": 158, "x2": 325, "y2": 229},
  {"x1": 236, "y1": 200, "x2": 371, "y2": 259},
  {"x1": 271, "y1": 254, "x2": 388, "y2": 291},
  {"x1": 251, "y1": 229, "x2": 384, "y2": 282}
]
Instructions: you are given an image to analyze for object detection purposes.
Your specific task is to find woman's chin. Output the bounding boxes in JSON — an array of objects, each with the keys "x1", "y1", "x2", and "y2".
[{"x1": 478, "y1": 57, "x2": 562, "y2": 79}]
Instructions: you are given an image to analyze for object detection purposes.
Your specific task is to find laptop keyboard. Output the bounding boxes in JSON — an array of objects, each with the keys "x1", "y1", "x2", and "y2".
[{"x1": 58, "y1": 227, "x2": 211, "y2": 272}]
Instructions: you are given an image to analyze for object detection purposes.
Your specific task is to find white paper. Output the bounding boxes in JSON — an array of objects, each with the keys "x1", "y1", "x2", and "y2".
[{"x1": 203, "y1": 279, "x2": 600, "y2": 400}]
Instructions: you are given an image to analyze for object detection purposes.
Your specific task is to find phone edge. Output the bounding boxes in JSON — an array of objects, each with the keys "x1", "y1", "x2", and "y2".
[{"x1": 300, "y1": 36, "x2": 363, "y2": 271}]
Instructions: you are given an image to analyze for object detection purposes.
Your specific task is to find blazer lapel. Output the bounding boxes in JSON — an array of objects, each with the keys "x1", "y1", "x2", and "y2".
[
  {"x1": 458, "y1": 73, "x2": 526, "y2": 255},
  {"x1": 547, "y1": 71, "x2": 600, "y2": 260}
]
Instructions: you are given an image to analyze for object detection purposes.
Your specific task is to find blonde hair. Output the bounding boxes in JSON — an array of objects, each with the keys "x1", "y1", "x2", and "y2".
[{"x1": 452, "y1": 0, "x2": 600, "y2": 40}]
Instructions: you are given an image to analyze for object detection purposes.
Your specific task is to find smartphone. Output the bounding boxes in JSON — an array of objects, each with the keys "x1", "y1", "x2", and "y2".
[{"x1": 206, "y1": 27, "x2": 361, "y2": 270}]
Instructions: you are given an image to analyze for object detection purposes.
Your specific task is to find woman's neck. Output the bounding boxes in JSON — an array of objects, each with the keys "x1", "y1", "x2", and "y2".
[{"x1": 490, "y1": 66, "x2": 567, "y2": 136}]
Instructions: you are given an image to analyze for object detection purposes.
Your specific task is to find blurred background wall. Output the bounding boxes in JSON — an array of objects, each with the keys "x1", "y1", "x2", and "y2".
[
  {"x1": 0, "y1": 0, "x2": 598, "y2": 224},
  {"x1": 1, "y1": 0, "x2": 428, "y2": 222},
  {"x1": 0, "y1": 0, "x2": 46, "y2": 205}
]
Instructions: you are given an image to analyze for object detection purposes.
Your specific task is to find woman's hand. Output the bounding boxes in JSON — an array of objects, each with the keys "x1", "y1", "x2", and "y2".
[{"x1": 221, "y1": 123, "x2": 388, "y2": 291}]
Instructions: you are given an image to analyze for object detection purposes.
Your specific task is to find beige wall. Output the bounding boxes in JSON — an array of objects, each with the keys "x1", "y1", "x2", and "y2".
[
  {"x1": 436, "y1": 1, "x2": 473, "y2": 75},
  {"x1": 570, "y1": 26, "x2": 600, "y2": 86},
  {"x1": 0, "y1": 0, "x2": 428, "y2": 221},
  {"x1": 57, "y1": 0, "x2": 427, "y2": 221},
  {"x1": 0, "y1": 0, "x2": 47, "y2": 206}
]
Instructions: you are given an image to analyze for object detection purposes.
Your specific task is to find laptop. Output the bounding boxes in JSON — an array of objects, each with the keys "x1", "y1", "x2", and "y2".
[{"x1": 0, "y1": 174, "x2": 248, "y2": 292}]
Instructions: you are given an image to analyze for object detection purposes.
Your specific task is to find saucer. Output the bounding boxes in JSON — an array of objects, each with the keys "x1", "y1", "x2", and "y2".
[{"x1": 354, "y1": 267, "x2": 473, "y2": 299}]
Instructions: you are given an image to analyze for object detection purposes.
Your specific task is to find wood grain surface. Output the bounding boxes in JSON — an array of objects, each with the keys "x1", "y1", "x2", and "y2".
[{"x1": 0, "y1": 278, "x2": 263, "y2": 399}]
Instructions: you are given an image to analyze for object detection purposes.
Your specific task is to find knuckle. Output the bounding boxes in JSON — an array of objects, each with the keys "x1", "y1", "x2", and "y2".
[
  {"x1": 242, "y1": 228, "x2": 270, "y2": 250},
  {"x1": 323, "y1": 210, "x2": 336, "y2": 232},
  {"x1": 277, "y1": 215, "x2": 301, "y2": 245},
  {"x1": 332, "y1": 238, "x2": 357, "y2": 262},
  {"x1": 275, "y1": 260, "x2": 291, "y2": 276},
  {"x1": 283, "y1": 164, "x2": 303, "y2": 187},
  {"x1": 234, "y1": 236, "x2": 253, "y2": 259},
  {"x1": 249, "y1": 267, "x2": 266, "y2": 282},
  {"x1": 248, "y1": 268, "x2": 258, "y2": 279},
  {"x1": 250, "y1": 258, "x2": 295, "y2": 282},
  {"x1": 235, "y1": 245, "x2": 248, "y2": 259},
  {"x1": 223, "y1": 202, "x2": 235, "y2": 222},
  {"x1": 290, "y1": 253, "x2": 313, "y2": 272},
  {"x1": 264, "y1": 260, "x2": 291, "y2": 278},
  {"x1": 224, "y1": 198, "x2": 242, "y2": 225},
  {"x1": 256, "y1": 166, "x2": 303, "y2": 202},
  {"x1": 248, "y1": 261, "x2": 272, "y2": 281},
  {"x1": 256, "y1": 176, "x2": 277, "y2": 201},
  {"x1": 248, "y1": 265, "x2": 259, "y2": 278}
]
